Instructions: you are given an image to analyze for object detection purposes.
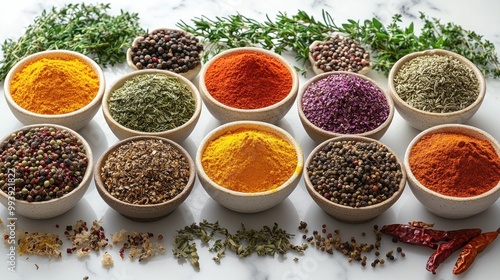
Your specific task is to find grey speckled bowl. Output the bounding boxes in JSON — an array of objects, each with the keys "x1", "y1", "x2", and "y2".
[
  {"x1": 198, "y1": 47, "x2": 299, "y2": 124},
  {"x1": 102, "y1": 69, "x2": 202, "y2": 142},
  {"x1": 0, "y1": 124, "x2": 93, "y2": 219},
  {"x1": 298, "y1": 71, "x2": 394, "y2": 143},
  {"x1": 303, "y1": 135, "x2": 406, "y2": 223},
  {"x1": 4, "y1": 50, "x2": 105, "y2": 131},
  {"x1": 196, "y1": 121, "x2": 303, "y2": 213},
  {"x1": 388, "y1": 49, "x2": 486, "y2": 131},
  {"x1": 94, "y1": 136, "x2": 195, "y2": 221},
  {"x1": 404, "y1": 124, "x2": 500, "y2": 219}
]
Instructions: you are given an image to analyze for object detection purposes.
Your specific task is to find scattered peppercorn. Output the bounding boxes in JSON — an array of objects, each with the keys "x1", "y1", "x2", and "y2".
[
  {"x1": 310, "y1": 34, "x2": 370, "y2": 73},
  {"x1": 130, "y1": 29, "x2": 203, "y2": 73},
  {"x1": 307, "y1": 140, "x2": 403, "y2": 207},
  {"x1": 0, "y1": 126, "x2": 89, "y2": 202}
]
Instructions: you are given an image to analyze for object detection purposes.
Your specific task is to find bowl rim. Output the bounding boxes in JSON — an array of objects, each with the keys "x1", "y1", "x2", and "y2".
[
  {"x1": 303, "y1": 135, "x2": 407, "y2": 210},
  {"x1": 404, "y1": 123, "x2": 500, "y2": 201},
  {"x1": 126, "y1": 27, "x2": 203, "y2": 80},
  {"x1": 198, "y1": 47, "x2": 299, "y2": 113},
  {"x1": 94, "y1": 135, "x2": 196, "y2": 208},
  {"x1": 4, "y1": 49, "x2": 106, "y2": 118},
  {"x1": 297, "y1": 71, "x2": 395, "y2": 138},
  {"x1": 0, "y1": 123, "x2": 94, "y2": 205},
  {"x1": 102, "y1": 69, "x2": 202, "y2": 136},
  {"x1": 195, "y1": 120, "x2": 304, "y2": 197},
  {"x1": 387, "y1": 49, "x2": 486, "y2": 117}
]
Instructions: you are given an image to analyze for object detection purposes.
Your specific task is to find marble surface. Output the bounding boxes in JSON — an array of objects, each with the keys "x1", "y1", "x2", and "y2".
[{"x1": 1, "y1": 0, "x2": 500, "y2": 279}]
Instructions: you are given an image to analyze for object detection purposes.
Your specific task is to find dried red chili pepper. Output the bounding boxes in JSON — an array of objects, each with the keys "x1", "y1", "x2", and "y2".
[
  {"x1": 426, "y1": 228, "x2": 481, "y2": 274},
  {"x1": 452, "y1": 228, "x2": 500, "y2": 275},
  {"x1": 408, "y1": 221, "x2": 434, "y2": 228},
  {"x1": 380, "y1": 224, "x2": 448, "y2": 249}
]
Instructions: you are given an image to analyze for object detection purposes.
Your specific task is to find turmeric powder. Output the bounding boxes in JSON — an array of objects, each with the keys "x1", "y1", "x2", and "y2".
[
  {"x1": 10, "y1": 57, "x2": 99, "y2": 114},
  {"x1": 201, "y1": 128, "x2": 298, "y2": 193}
]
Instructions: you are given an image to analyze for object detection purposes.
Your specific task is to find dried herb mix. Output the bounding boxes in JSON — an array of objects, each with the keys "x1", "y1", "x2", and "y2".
[
  {"x1": 108, "y1": 73, "x2": 195, "y2": 132},
  {"x1": 0, "y1": 126, "x2": 89, "y2": 202},
  {"x1": 100, "y1": 139, "x2": 190, "y2": 205},
  {"x1": 301, "y1": 73, "x2": 389, "y2": 134},
  {"x1": 394, "y1": 54, "x2": 480, "y2": 113},
  {"x1": 307, "y1": 140, "x2": 403, "y2": 207}
]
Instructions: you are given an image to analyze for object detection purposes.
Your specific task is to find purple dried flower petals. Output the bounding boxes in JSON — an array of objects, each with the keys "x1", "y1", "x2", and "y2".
[{"x1": 301, "y1": 74, "x2": 389, "y2": 134}]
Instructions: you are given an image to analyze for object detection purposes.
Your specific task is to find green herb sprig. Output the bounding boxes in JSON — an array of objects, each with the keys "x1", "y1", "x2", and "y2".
[
  {"x1": 177, "y1": 10, "x2": 500, "y2": 78},
  {"x1": 0, "y1": 3, "x2": 145, "y2": 81}
]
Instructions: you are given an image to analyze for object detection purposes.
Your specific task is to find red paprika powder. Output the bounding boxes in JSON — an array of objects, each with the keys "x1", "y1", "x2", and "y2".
[
  {"x1": 204, "y1": 50, "x2": 292, "y2": 109},
  {"x1": 409, "y1": 132, "x2": 500, "y2": 197}
]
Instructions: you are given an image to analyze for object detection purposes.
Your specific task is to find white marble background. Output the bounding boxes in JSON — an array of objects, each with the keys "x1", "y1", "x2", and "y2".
[{"x1": 1, "y1": 0, "x2": 500, "y2": 279}]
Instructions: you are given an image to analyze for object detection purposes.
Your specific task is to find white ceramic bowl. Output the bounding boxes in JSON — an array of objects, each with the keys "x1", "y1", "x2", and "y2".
[
  {"x1": 388, "y1": 49, "x2": 486, "y2": 131},
  {"x1": 196, "y1": 121, "x2": 303, "y2": 213},
  {"x1": 102, "y1": 69, "x2": 202, "y2": 142},
  {"x1": 0, "y1": 124, "x2": 93, "y2": 219},
  {"x1": 404, "y1": 124, "x2": 500, "y2": 219},
  {"x1": 126, "y1": 28, "x2": 203, "y2": 81},
  {"x1": 4, "y1": 50, "x2": 105, "y2": 131},
  {"x1": 298, "y1": 71, "x2": 394, "y2": 143},
  {"x1": 94, "y1": 136, "x2": 196, "y2": 221},
  {"x1": 198, "y1": 47, "x2": 299, "y2": 124},
  {"x1": 303, "y1": 135, "x2": 406, "y2": 223}
]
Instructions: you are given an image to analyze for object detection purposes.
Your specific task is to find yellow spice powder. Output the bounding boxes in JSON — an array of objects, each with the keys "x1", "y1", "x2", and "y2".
[{"x1": 201, "y1": 128, "x2": 298, "y2": 193}]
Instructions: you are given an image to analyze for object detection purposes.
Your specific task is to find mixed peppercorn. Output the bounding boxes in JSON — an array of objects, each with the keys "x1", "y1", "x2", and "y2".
[
  {"x1": 129, "y1": 28, "x2": 203, "y2": 73},
  {"x1": 0, "y1": 126, "x2": 88, "y2": 202},
  {"x1": 310, "y1": 34, "x2": 370, "y2": 73},
  {"x1": 307, "y1": 140, "x2": 403, "y2": 207}
]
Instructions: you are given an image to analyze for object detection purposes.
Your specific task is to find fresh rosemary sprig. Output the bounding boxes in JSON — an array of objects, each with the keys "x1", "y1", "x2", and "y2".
[
  {"x1": 177, "y1": 10, "x2": 500, "y2": 78},
  {"x1": 0, "y1": 3, "x2": 145, "y2": 81}
]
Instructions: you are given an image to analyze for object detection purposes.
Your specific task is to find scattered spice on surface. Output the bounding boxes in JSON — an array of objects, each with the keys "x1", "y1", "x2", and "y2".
[
  {"x1": 204, "y1": 50, "x2": 292, "y2": 109},
  {"x1": 409, "y1": 132, "x2": 500, "y2": 197},
  {"x1": 380, "y1": 223, "x2": 482, "y2": 274},
  {"x1": 64, "y1": 220, "x2": 109, "y2": 257},
  {"x1": 119, "y1": 231, "x2": 165, "y2": 262},
  {"x1": 101, "y1": 138, "x2": 191, "y2": 204},
  {"x1": 301, "y1": 73, "x2": 389, "y2": 134},
  {"x1": 130, "y1": 29, "x2": 203, "y2": 72},
  {"x1": 307, "y1": 140, "x2": 403, "y2": 207},
  {"x1": 201, "y1": 128, "x2": 298, "y2": 193},
  {"x1": 173, "y1": 220, "x2": 308, "y2": 270},
  {"x1": 14, "y1": 231, "x2": 63, "y2": 258},
  {"x1": 394, "y1": 54, "x2": 480, "y2": 113},
  {"x1": 10, "y1": 57, "x2": 99, "y2": 114},
  {"x1": 101, "y1": 251, "x2": 114, "y2": 268},
  {"x1": 298, "y1": 221, "x2": 400, "y2": 268},
  {"x1": 0, "y1": 126, "x2": 89, "y2": 202},
  {"x1": 453, "y1": 228, "x2": 500, "y2": 275},
  {"x1": 111, "y1": 229, "x2": 128, "y2": 245},
  {"x1": 108, "y1": 73, "x2": 195, "y2": 132},
  {"x1": 310, "y1": 34, "x2": 370, "y2": 73}
]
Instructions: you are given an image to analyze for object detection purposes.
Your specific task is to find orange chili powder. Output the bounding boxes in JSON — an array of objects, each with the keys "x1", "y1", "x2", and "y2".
[
  {"x1": 409, "y1": 132, "x2": 500, "y2": 197},
  {"x1": 204, "y1": 50, "x2": 292, "y2": 109}
]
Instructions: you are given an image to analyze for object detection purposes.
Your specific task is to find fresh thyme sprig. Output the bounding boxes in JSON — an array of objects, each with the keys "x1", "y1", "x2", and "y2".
[
  {"x1": 177, "y1": 10, "x2": 500, "y2": 78},
  {"x1": 0, "y1": 3, "x2": 145, "y2": 81}
]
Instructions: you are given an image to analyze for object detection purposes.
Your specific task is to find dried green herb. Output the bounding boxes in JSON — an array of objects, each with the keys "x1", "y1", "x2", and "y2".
[
  {"x1": 177, "y1": 10, "x2": 500, "y2": 78},
  {"x1": 172, "y1": 220, "x2": 308, "y2": 270},
  {"x1": 108, "y1": 74, "x2": 195, "y2": 132},
  {"x1": 394, "y1": 54, "x2": 480, "y2": 113},
  {"x1": 0, "y1": 3, "x2": 145, "y2": 81}
]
